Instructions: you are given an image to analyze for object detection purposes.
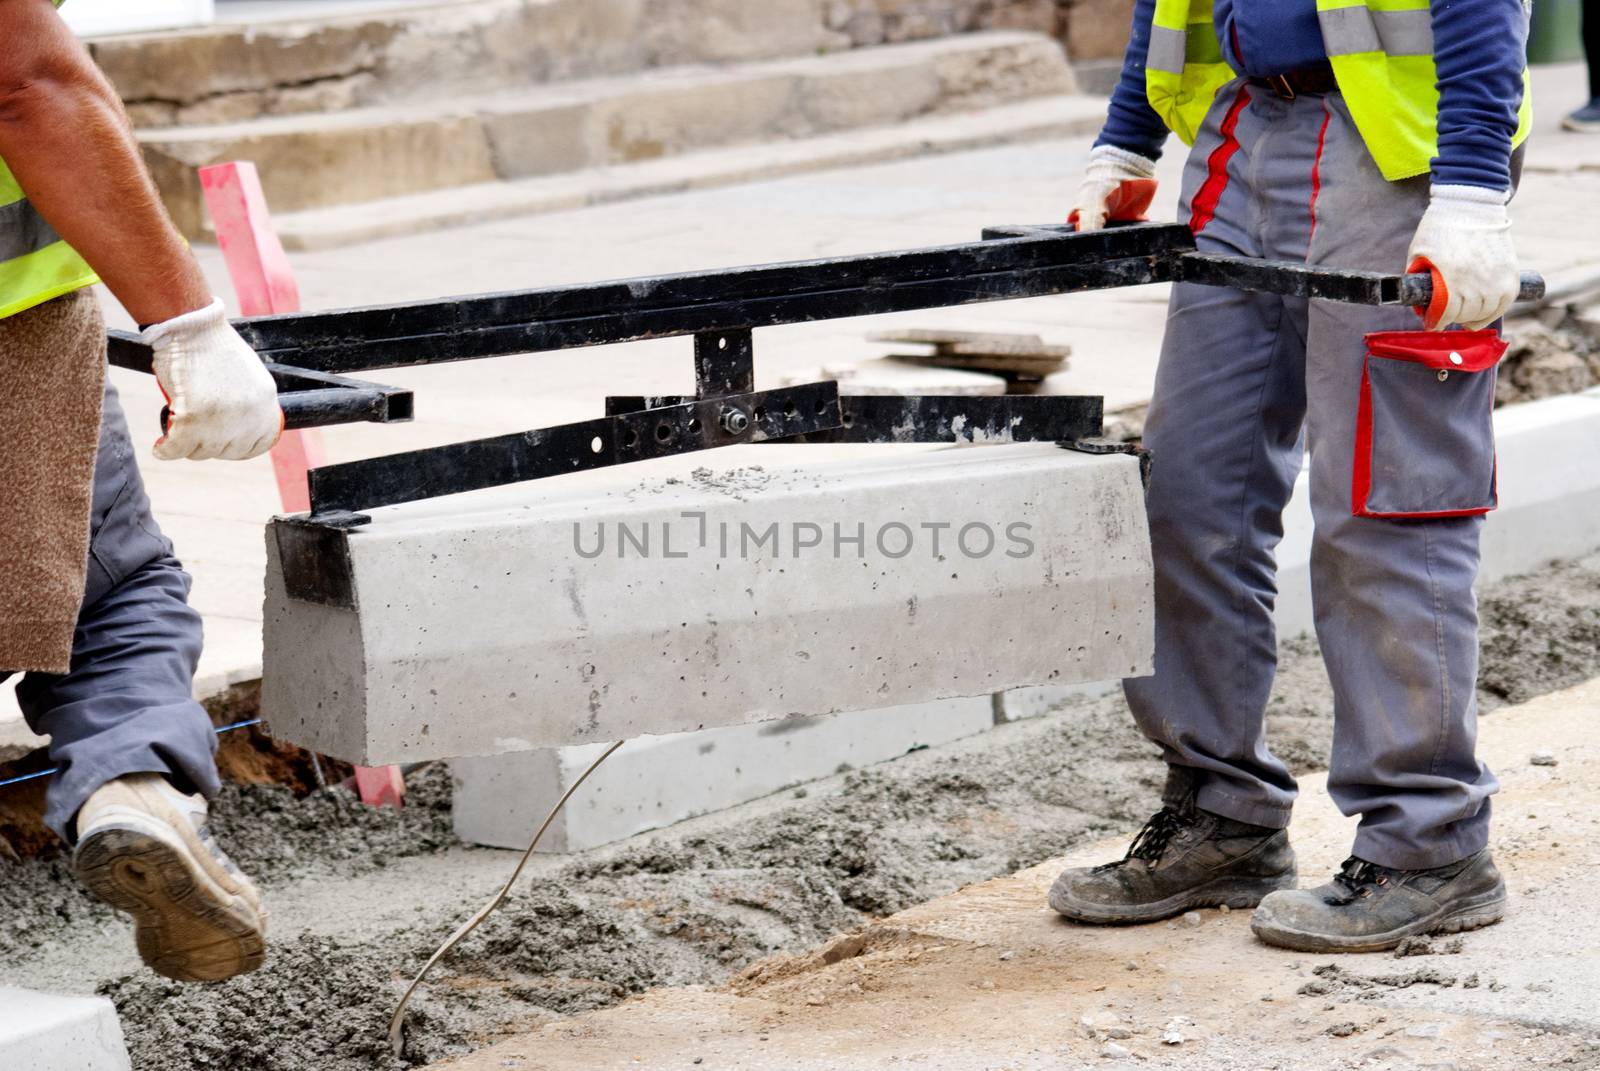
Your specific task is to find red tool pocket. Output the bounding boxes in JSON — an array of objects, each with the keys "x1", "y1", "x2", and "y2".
[{"x1": 1352, "y1": 330, "x2": 1506, "y2": 520}]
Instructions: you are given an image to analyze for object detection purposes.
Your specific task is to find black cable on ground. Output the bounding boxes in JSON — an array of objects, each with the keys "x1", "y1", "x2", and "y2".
[{"x1": 387, "y1": 740, "x2": 625, "y2": 1055}]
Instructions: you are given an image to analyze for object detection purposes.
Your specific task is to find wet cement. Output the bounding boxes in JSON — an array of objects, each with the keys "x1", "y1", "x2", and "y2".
[{"x1": 3, "y1": 553, "x2": 1599, "y2": 1071}]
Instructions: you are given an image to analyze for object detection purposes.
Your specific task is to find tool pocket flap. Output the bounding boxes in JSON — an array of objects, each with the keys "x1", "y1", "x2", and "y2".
[{"x1": 1353, "y1": 330, "x2": 1505, "y2": 520}]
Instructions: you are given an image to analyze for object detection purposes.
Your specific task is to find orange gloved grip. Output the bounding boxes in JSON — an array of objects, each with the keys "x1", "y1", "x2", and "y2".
[
  {"x1": 1068, "y1": 179, "x2": 1159, "y2": 228},
  {"x1": 1407, "y1": 256, "x2": 1449, "y2": 330},
  {"x1": 1105, "y1": 178, "x2": 1158, "y2": 222}
]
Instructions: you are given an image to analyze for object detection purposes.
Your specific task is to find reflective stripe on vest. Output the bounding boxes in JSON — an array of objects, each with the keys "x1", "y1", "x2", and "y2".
[
  {"x1": 1146, "y1": 0, "x2": 1533, "y2": 183},
  {"x1": 0, "y1": 158, "x2": 99, "y2": 321}
]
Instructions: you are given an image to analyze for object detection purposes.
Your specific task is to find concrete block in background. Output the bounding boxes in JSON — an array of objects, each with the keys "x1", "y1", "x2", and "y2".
[
  {"x1": 0, "y1": 988, "x2": 130, "y2": 1071},
  {"x1": 451, "y1": 695, "x2": 994, "y2": 852},
  {"x1": 993, "y1": 680, "x2": 1116, "y2": 722},
  {"x1": 1478, "y1": 388, "x2": 1600, "y2": 583},
  {"x1": 263, "y1": 445, "x2": 1153, "y2": 765}
]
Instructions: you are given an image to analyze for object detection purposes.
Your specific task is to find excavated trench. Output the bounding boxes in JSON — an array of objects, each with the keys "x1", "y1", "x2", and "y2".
[{"x1": 1, "y1": 550, "x2": 1597, "y2": 1071}]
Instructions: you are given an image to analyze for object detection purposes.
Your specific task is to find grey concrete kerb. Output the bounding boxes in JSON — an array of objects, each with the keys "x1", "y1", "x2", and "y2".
[
  {"x1": 261, "y1": 445, "x2": 1154, "y2": 765},
  {"x1": 0, "y1": 987, "x2": 130, "y2": 1071}
]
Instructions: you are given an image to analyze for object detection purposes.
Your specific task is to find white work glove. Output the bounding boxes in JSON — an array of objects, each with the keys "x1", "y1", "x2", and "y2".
[
  {"x1": 1070, "y1": 144, "x2": 1158, "y2": 232},
  {"x1": 142, "y1": 298, "x2": 282, "y2": 461},
  {"x1": 1406, "y1": 184, "x2": 1520, "y2": 331}
]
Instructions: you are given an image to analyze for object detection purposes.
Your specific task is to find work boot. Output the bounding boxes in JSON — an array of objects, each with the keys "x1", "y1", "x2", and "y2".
[
  {"x1": 1251, "y1": 850, "x2": 1506, "y2": 954},
  {"x1": 1048, "y1": 799, "x2": 1297, "y2": 924},
  {"x1": 1562, "y1": 98, "x2": 1600, "y2": 133},
  {"x1": 73, "y1": 774, "x2": 267, "y2": 982}
]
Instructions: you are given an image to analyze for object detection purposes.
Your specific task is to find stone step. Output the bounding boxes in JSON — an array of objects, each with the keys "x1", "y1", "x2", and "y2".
[
  {"x1": 260, "y1": 445, "x2": 1154, "y2": 766},
  {"x1": 91, "y1": 0, "x2": 856, "y2": 129},
  {"x1": 266, "y1": 94, "x2": 1105, "y2": 250},
  {"x1": 138, "y1": 31, "x2": 1083, "y2": 238}
]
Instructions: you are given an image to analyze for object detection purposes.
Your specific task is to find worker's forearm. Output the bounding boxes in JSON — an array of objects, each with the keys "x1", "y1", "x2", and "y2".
[{"x1": 0, "y1": 4, "x2": 210, "y2": 324}]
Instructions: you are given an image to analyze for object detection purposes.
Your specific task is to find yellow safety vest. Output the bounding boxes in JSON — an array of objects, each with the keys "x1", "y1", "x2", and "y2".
[
  {"x1": 1144, "y1": 0, "x2": 1533, "y2": 183},
  {"x1": 0, "y1": 0, "x2": 98, "y2": 320}
]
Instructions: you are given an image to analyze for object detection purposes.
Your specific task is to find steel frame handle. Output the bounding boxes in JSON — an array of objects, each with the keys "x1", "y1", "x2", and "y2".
[{"x1": 1398, "y1": 270, "x2": 1545, "y2": 308}]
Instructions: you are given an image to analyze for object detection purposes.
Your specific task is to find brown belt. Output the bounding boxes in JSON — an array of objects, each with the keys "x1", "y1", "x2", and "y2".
[{"x1": 1250, "y1": 62, "x2": 1337, "y2": 100}]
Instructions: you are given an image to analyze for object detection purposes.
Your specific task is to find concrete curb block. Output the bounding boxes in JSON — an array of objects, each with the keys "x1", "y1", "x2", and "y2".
[
  {"x1": 0, "y1": 987, "x2": 130, "y2": 1071},
  {"x1": 263, "y1": 446, "x2": 1153, "y2": 765},
  {"x1": 451, "y1": 697, "x2": 995, "y2": 852}
]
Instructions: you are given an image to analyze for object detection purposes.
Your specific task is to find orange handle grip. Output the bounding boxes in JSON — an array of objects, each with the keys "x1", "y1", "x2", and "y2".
[{"x1": 1407, "y1": 256, "x2": 1449, "y2": 330}]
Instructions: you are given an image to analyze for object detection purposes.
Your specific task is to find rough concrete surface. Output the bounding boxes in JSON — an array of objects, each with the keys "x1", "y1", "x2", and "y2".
[
  {"x1": 439, "y1": 675, "x2": 1600, "y2": 1071},
  {"x1": 3, "y1": 551, "x2": 1599, "y2": 1070}
]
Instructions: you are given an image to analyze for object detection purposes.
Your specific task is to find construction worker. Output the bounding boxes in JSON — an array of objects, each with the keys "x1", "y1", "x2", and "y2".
[
  {"x1": 0, "y1": 0, "x2": 279, "y2": 980},
  {"x1": 1048, "y1": 0, "x2": 1529, "y2": 952}
]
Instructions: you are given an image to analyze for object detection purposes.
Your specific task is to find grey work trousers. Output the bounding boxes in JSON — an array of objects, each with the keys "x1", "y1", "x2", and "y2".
[
  {"x1": 3, "y1": 380, "x2": 219, "y2": 841},
  {"x1": 1124, "y1": 82, "x2": 1500, "y2": 870}
]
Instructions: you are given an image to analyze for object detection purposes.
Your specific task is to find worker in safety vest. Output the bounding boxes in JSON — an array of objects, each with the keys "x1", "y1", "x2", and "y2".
[
  {"x1": 1048, "y1": 0, "x2": 1529, "y2": 952},
  {"x1": 0, "y1": 0, "x2": 277, "y2": 980}
]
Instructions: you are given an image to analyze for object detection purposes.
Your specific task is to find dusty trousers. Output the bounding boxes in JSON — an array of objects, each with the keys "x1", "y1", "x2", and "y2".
[
  {"x1": 1, "y1": 380, "x2": 219, "y2": 841},
  {"x1": 1123, "y1": 81, "x2": 1501, "y2": 870}
]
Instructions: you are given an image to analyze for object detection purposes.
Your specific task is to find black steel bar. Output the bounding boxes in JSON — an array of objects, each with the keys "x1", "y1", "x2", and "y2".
[
  {"x1": 979, "y1": 228, "x2": 1547, "y2": 309},
  {"x1": 695, "y1": 329, "x2": 754, "y2": 397},
  {"x1": 1399, "y1": 270, "x2": 1545, "y2": 308},
  {"x1": 785, "y1": 394, "x2": 1103, "y2": 445},
  {"x1": 1177, "y1": 253, "x2": 1545, "y2": 308},
  {"x1": 159, "y1": 389, "x2": 403, "y2": 435},
  {"x1": 107, "y1": 330, "x2": 154, "y2": 374},
  {"x1": 308, "y1": 382, "x2": 841, "y2": 515},
  {"x1": 146, "y1": 225, "x2": 1190, "y2": 375},
  {"x1": 603, "y1": 393, "x2": 1103, "y2": 446}
]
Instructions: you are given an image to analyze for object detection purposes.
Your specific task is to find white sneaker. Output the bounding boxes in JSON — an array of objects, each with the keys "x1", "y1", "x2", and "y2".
[{"x1": 73, "y1": 774, "x2": 266, "y2": 982}]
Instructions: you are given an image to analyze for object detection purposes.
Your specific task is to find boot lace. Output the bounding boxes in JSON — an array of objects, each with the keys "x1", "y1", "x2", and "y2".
[
  {"x1": 1096, "y1": 807, "x2": 1190, "y2": 871},
  {"x1": 1327, "y1": 857, "x2": 1389, "y2": 905}
]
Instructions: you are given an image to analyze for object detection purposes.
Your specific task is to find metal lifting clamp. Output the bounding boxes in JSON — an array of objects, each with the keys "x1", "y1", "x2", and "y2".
[{"x1": 105, "y1": 221, "x2": 1543, "y2": 530}]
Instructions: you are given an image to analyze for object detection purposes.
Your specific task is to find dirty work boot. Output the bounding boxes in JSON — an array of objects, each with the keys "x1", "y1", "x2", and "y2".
[
  {"x1": 73, "y1": 774, "x2": 267, "y2": 982},
  {"x1": 1048, "y1": 801, "x2": 1297, "y2": 924},
  {"x1": 1251, "y1": 850, "x2": 1506, "y2": 954}
]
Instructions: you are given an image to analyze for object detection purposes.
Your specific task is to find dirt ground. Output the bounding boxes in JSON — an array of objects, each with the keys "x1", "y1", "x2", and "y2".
[
  {"x1": 1, "y1": 553, "x2": 1598, "y2": 1071},
  {"x1": 437, "y1": 677, "x2": 1600, "y2": 1071}
]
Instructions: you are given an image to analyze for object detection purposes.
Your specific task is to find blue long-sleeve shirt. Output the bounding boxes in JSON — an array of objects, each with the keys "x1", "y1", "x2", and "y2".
[{"x1": 1095, "y1": 0, "x2": 1528, "y2": 191}]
